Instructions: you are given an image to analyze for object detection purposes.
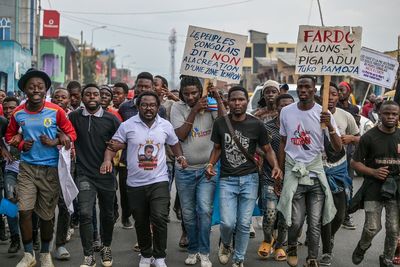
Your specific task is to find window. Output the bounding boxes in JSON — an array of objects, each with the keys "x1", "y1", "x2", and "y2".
[
  {"x1": 287, "y1": 47, "x2": 295, "y2": 53},
  {"x1": 244, "y1": 47, "x2": 252, "y2": 58},
  {"x1": 268, "y1": 47, "x2": 274, "y2": 53},
  {"x1": 277, "y1": 47, "x2": 285, "y2": 52},
  {"x1": 0, "y1": 18, "x2": 11, "y2": 41},
  {"x1": 242, "y1": 66, "x2": 252, "y2": 75}
]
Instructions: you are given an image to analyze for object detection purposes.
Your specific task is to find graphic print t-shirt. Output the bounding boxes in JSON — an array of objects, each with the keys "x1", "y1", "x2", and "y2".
[
  {"x1": 353, "y1": 126, "x2": 400, "y2": 201},
  {"x1": 211, "y1": 114, "x2": 270, "y2": 177},
  {"x1": 112, "y1": 115, "x2": 179, "y2": 187},
  {"x1": 280, "y1": 102, "x2": 340, "y2": 163}
]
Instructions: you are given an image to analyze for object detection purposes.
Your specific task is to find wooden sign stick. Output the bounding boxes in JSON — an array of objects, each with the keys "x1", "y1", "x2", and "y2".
[{"x1": 321, "y1": 75, "x2": 331, "y2": 128}]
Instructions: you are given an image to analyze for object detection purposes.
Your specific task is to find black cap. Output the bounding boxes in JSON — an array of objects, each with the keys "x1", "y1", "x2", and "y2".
[
  {"x1": 279, "y1": 83, "x2": 289, "y2": 90},
  {"x1": 18, "y1": 68, "x2": 52, "y2": 91}
]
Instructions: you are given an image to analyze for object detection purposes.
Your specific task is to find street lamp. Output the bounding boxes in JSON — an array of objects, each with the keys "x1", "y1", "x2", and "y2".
[
  {"x1": 91, "y1": 26, "x2": 107, "y2": 47},
  {"x1": 108, "y1": 45, "x2": 122, "y2": 84},
  {"x1": 121, "y1": 55, "x2": 132, "y2": 68}
]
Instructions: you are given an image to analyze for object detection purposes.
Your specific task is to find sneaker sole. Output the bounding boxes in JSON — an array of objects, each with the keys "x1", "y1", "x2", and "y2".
[
  {"x1": 122, "y1": 226, "x2": 134, "y2": 229},
  {"x1": 101, "y1": 260, "x2": 113, "y2": 267},
  {"x1": 342, "y1": 225, "x2": 356, "y2": 230}
]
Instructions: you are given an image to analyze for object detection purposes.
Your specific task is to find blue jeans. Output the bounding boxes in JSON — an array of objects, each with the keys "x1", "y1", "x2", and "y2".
[
  {"x1": 219, "y1": 173, "x2": 258, "y2": 263},
  {"x1": 2, "y1": 170, "x2": 20, "y2": 237},
  {"x1": 175, "y1": 167, "x2": 216, "y2": 254}
]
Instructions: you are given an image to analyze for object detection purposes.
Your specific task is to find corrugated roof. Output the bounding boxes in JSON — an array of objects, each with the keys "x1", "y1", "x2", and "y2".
[{"x1": 276, "y1": 52, "x2": 296, "y2": 66}]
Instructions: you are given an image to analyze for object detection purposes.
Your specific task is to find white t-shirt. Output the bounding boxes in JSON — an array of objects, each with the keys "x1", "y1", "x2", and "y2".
[
  {"x1": 112, "y1": 114, "x2": 179, "y2": 187},
  {"x1": 280, "y1": 102, "x2": 340, "y2": 164},
  {"x1": 333, "y1": 108, "x2": 359, "y2": 136}
]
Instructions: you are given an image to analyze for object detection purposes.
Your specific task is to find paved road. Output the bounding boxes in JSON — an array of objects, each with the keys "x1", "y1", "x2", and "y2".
[{"x1": 0, "y1": 177, "x2": 386, "y2": 266}]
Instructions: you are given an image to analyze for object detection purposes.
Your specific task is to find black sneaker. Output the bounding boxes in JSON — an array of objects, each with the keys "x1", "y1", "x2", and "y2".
[
  {"x1": 81, "y1": 255, "x2": 96, "y2": 267},
  {"x1": 320, "y1": 253, "x2": 332, "y2": 266},
  {"x1": 122, "y1": 218, "x2": 133, "y2": 229},
  {"x1": 352, "y1": 242, "x2": 370, "y2": 265},
  {"x1": 8, "y1": 235, "x2": 21, "y2": 253},
  {"x1": 342, "y1": 217, "x2": 356, "y2": 230},
  {"x1": 380, "y1": 255, "x2": 394, "y2": 267},
  {"x1": 100, "y1": 246, "x2": 113, "y2": 267}
]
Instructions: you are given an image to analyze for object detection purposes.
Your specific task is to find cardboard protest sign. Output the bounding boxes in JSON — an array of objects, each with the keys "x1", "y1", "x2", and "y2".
[
  {"x1": 355, "y1": 47, "x2": 399, "y2": 88},
  {"x1": 295, "y1": 25, "x2": 362, "y2": 75},
  {"x1": 180, "y1": 25, "x2": 247, "y2": 83}
]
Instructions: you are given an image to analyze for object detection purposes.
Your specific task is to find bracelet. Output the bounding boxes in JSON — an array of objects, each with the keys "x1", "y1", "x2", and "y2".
[
  {"x1": 329, "y1": 130, "x2": 336, "y2": 135},
  {"x1": 206, "y1": 163, "x2": 214, "y2": 168},
  {"x1": 184, "y1": 121, "x2": 193, "y2": 125},
  {"x1": 177, "y1": 155, "x2": 186, "y2": 161}
]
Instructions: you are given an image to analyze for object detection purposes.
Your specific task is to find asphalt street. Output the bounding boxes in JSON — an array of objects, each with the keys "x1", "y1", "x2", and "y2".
[{"x1": 0, "y1": 176, "x2": 386, "y2": 266}]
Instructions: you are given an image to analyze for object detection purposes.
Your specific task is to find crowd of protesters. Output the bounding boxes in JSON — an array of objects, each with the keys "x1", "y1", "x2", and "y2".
[{"x1": 0, "y1": 67, "x2": 398, "y2": 267}]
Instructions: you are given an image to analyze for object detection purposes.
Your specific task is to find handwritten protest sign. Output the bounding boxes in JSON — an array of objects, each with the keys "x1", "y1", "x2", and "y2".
[
  {"x1": 295, "y1": 25, "x2": 362, "y2": 75},
  {"x1": 355, "y1": 47, "x2": 399, "y2": 88},
  {"x1": 180, "y1": 25, "x2": 247, "y2": 83}
]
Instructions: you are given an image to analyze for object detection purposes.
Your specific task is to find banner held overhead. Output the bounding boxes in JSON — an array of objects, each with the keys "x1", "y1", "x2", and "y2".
[
  {"x1": 295, "y1": 25, "x2": 362, "y2": 75},
  {"x1": 180, "y1": 25, "x2": 247, "y2": 84},
  {"x1": 355, "y1": 47, "x2": 399, "y2": 89}
]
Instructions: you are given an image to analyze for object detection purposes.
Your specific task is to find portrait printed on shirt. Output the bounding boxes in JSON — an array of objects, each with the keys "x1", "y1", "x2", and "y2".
[
  {"x1": 291, "y1": 124, "x2": 311, "y2": 150},
  {"x1": 224, "y1": 130, "x2": 249, "y2": 168},
  {"x1": 138, "y1": 139, "x2": 160, "y2": 170}
]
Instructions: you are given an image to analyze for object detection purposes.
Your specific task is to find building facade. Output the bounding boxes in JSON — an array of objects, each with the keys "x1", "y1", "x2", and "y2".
[{"x1": 40, "y1": 38, "x2": 66, "y2": 86}]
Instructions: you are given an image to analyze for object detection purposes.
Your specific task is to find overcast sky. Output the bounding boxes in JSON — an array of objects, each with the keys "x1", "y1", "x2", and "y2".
[{"x1": 42, "y1": 0, "x2": 400, "y2": 86}]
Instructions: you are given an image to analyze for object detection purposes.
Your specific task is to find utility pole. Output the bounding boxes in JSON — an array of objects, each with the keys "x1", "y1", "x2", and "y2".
[
  {"x1": 36, "y1": 0, "x2": 41, "y2": 68},
  {"x1": 169, "y1": 28, "x2": 177, "y2": 89},
  {"x1": 80, "y1": 30, "x2": 84, "y2": 84},
  {"x1": 316, "y1": 0, "x2": 324, "y2": 26}
]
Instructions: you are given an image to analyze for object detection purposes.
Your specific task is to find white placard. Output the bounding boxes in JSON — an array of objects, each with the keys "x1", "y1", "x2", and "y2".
[
  {"x1": 180, "y1": 25, "x2": 248, "y2": 83},
  {"x1": 295, "y1": 25, "x2": 362, "y2": 75},
  {"x1": 355, "y1": 47, "x2": 399, "y2": 89}
]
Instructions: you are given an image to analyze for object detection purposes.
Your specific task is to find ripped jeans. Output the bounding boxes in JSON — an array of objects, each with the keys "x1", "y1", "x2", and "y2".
[
  {"x1": 77, "y1": 176, "x2": 116, "y2": 256},
  {"x1": 261, "y1": 184, "x2": 287, "y2": 247},
  {"x1": 358, "y1": 200, "x2": 399, "y2": 262}
]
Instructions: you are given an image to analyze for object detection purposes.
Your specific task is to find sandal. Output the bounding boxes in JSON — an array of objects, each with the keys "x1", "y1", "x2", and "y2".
[
  {"x1": 274, "y1": 248, "x2": 287, "y2": 261},
  {"x1": 257, "y1": 239, "x2": 274, "y2": 259}
]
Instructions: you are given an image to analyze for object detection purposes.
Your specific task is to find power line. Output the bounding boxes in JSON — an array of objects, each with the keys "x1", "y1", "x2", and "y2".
[
  {"x1": 60, "y1": 0, "x2": 254, "y2": 15},
  {"x1": 64, "y1": 14, "x2": 187, "y2": 38},
  {"x1": 63, "y1": 14, "x2": 171, "y2": 42}
]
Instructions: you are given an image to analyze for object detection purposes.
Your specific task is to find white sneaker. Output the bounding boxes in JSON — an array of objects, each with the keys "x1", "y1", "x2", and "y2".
[
  {"x1": 185, "y1": 253, "x2": 199, "y2": 265},
  {"x1": 218, "y1": 244, "x2": 232, "y2": 265},
  {"x1": 40, "y1": 252, "x2": 55, "y2": 267},
  {"x1": 199, "y1": 254, "x2": 212, "y2": 267},
  {"x1": 232, "y1": 262, "x2": 244, "y2": 267},
  {"x1": 154, "y1": 258, "x2": 167, "y2": 267},
  {"x1": 139, "y1": 256, "x2": 153, "y2": 267},
  {"x1": 16, "y1": 252, "x2": 36, "y2": 267}
]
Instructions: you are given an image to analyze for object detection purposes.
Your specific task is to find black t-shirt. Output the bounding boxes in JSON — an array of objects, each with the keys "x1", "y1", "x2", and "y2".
[
  {"x1": 69, "y1": 109, "x2": 121, "y2": 190},
  {"x1": 352, "y1": 126, "x2": 400, "y2": 201},
  {"x1": 211, "y1": 114, "x2": 270, "y2": 177}
]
